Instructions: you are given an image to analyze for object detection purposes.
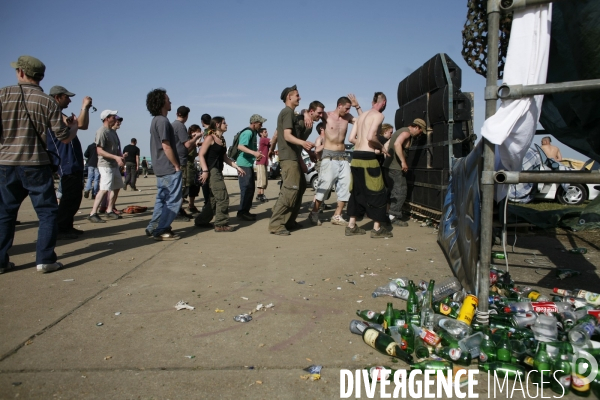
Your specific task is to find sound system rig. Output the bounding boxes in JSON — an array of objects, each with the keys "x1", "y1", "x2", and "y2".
[{"x1": 395, "y1": 53, "x2": 475, "y2": 214}]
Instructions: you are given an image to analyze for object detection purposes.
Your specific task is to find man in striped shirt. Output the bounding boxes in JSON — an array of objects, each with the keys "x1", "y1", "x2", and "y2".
[{"x1": 0, "y1": 55, "x2": 78, "y2": 274}]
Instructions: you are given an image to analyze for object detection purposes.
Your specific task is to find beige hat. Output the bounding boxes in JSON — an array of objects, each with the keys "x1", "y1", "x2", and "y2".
[{"x1": 412, "y1": 118, "x2": 426, "y2": 130}]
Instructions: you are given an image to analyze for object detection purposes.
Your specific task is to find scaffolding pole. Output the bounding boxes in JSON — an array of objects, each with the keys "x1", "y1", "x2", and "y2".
[{"x1": 495, "y1": 171, "x2": 600, "y2": 184}]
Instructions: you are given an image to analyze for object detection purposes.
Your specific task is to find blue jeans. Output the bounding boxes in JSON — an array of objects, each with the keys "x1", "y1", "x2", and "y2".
[
  {"x1": 237, "y1": 166, "x2": 255, "y2": 215},
  {"x1": 85, "y1": 167, "x2": 100, "y2": 196},
  {"x1": 0, "y1": 165, "x2": 58, "y2": 268},
  {"x1": 146, "y1": 171, "x2": 182, "y2": 236}
]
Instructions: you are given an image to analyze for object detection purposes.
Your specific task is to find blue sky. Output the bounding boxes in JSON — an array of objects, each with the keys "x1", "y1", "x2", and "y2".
[{"x1": 0, "y1": 0, "x2": 584, "y2": 161}]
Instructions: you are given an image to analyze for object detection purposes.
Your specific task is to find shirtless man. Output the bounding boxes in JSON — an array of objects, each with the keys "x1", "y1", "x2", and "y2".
[
  {"x1": 382, "y1": 119, "x2": 426, "y2": 227},
  {"x1": 309, "y1": 95, "x2": 362, "y2": 226},
  {"x1": 541, "y1": 136, "x2": 562, "y2": 161},
  {"x1": 345, "y1": 92, "x2": 392, "y2": 238}
]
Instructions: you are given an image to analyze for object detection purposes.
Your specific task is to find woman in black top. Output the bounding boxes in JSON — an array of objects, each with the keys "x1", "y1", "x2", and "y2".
[{"x1": 194, "y1": 117, "x2": 244, "y2": 232}]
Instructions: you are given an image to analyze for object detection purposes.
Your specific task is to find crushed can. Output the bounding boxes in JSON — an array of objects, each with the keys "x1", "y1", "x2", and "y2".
[{"x1": 233, "y1": 314, "x2": 252, "y2": 323}]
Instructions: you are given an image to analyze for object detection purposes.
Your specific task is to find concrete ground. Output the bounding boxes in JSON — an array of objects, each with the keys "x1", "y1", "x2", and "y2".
[{"x1": 1, "y1": 177, "x2": 598, "y2": 399}]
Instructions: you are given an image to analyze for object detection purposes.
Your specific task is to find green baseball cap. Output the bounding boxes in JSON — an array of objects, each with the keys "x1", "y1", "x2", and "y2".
[
  {"x1": 10, "y1": 55, "x2": 45, "y2": 80},
  {"x1": 250, "y1": 114, "x2": 267, "y2": 124},
  {"x1": 49, "y1": 86, "x2": 75, "y2": 97}
]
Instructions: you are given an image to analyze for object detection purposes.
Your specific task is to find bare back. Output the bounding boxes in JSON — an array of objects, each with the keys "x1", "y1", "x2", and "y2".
[
  {"x1": 541, "y1": 144, "x2": 562, "y2": 161},
  {"x1": 323, "y1": 111, "x2": 353, "y2": 152},
  {"x1": 351, "y1": 109, "x2": 384, "y2": 152}
]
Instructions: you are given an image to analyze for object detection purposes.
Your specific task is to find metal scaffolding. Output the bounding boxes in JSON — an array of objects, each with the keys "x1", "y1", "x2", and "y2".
[{"x1": 478, "y1": 0, "x2": 600, "y2": 323}]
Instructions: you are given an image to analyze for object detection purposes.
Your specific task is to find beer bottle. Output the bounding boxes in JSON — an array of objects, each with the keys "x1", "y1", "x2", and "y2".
[
  {"x1": 349, "y1": 319, "x2": 384, "y2": 335},
  {"x1": 435, "y1": 346, "x2": 472, "y2": 366},
  {"x1": 414, "y1": 336, "x2": 431, "y2": 360},
  {"x1": 410, "y1": 360, "x2": 453, "y2": 372},
  {"x1": 496, "y1": 330, "x2": 512, "y2": 362},
  {"x1": 407, "y1": 281, "x2": 421, "y2": 326},
  {"x1": 478, "y1": 362, "x2": 525, "y2": 379},
  {"x1": 438, "y1": 329, "x2": 460, "y2": 348},
  {"x1": 356, "y1": 309, "x2": 383, "y2": 324},
  {"x1": 478, "y1": 329, "x2": 497, "y2": 364},
  {"x1": 571, "y1": 351, "x2": 592, "y2": 397},
  {"x1": 550, "y1": 350, "x2": 571, "y2": 395},
  {"x1": 433, "y1": 299, "x2": 459, "y2": 319},
  {"x1": 383, "y1": 302, "x2": 394, "y2": 331},
  {"x1": 420, "y1": 280, "x2": 435, "y2": 330},
  {"x1": 362, "y1": 327, "x2": 414, "y2": 364},
  {"x1": 399, "y1": 323, "x2": 415, "y2": 354},
  {"x1": 393, "y1": 309, "x2": 407, "y2": 327},
  {"x1": 533, "y1": 342, "x2": 552, "y2": 384},
  {"x1": 591, "y1": 354, "x2": 600, "y2": 398}
]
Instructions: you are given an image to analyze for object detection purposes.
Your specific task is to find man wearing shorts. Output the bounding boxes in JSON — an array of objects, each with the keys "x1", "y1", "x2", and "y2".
[
  {"x1": 256, "y1": 127, "x2": 270, "y2": 202},
  {"x1": 345, "y1": 92, "x2": 392, "y2": 238},
  {"x1": 309, "y1": 95, "x2": 362, "y2": 226},
  {"x1": 88, "y1": 110, "x2": 125, "y2": 223}
]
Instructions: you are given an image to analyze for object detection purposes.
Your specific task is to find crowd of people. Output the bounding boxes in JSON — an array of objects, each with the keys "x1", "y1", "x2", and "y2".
[{"x1": 0, "y1": 55, "x2": 425, "y2": 275}]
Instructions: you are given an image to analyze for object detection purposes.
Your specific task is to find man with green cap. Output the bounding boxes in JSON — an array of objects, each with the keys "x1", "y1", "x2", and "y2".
[
  {"x1": 382, "y1": 118, "x2": 426, "y2": 227},
  {"x1": 268, "y1": 85, "x2": 315, "y2": 235},
  {"x1": 0, "y1": 55, "x2": 78, "y2": 274},
  {"x1": 235, "y1": 114, "x2": 266, "y2": 221}
]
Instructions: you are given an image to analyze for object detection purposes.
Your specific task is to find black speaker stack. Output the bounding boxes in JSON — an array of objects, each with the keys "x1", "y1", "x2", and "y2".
[{"x1": 395, "y1": 53, "x2": 474, "y2": 212}]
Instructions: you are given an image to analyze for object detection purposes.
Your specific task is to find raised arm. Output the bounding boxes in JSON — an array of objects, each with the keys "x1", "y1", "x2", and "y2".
[{"x1": 77, "y1": 96, "x2": 92, "y2": 130}]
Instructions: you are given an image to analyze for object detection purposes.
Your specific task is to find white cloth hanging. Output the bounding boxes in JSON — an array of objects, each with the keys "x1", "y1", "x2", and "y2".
[{"x1": 479, "y1": 4, "x2": 552, "y2": 201}]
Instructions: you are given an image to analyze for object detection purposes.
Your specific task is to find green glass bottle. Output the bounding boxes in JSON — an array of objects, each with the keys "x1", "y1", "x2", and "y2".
[
  {"x1": 362, "y1": 327, "x2": 414, "y2": 364},
  {"x1": 433, "y1": 299, "x2": 459, "y2": 319},
  {"x1": 414, "y1": 336, "x2": 431, "y2": 360},
  {"x1": 496, "y1": 330, "x2": 512, "y2": 362},
  {"x1": 478, "y1": 330, "x2": 497, "y2": 364},
  {"x1": 550, "y1": 350, "x2": 571, "y2": 396},
  {"x1": 383, "y1": 302, "x2": 394, "y2": 331},
  {"x1": 407, "y1": 281, "x2": 420, "y2": 327},
  {"x1": 479, "y1": 362, "x2": 525, "y2": 379},
  {"x1": 435, "y1": 346, "x2": 472, "y2": 366},
  {"x1": 571, "y1": 351, "x2": 592, "y2": 397},
  {"x1": 591, "y1": 354, "x2": 600, "y2": 399},
  {"x1": 393, "y1": 309, "x2": 407, "y2": 327},
  {"x1": 399, "y1": 323, "x2": 415, "y2": 354},
  {"x1": 410, "y1": 360, "x2": 453, "y2": 372},
  {"x1": 356, "y1": 309, "x2": 383, "y2": 324},
  {"x1": 438, "y1": 330, "x2": 460, "y2": 348},
  {"x1": 533, "y1": 342, "x2": 552, "y2": 384}
]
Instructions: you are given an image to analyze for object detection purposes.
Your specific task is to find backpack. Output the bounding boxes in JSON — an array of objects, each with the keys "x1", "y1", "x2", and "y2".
[{"x1": 226, "y1": 127, "x2": 251, "y2": 161}]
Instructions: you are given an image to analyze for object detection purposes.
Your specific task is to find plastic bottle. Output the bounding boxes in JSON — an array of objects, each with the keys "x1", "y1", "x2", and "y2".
[
  {"x1": 569, "y1": 315, "x2": 598, "y2": 348},
  {"x1": 518, "y1": 287, "x2": 550, "y2": 302},
  {"x1": 420, "y1": 280, "x2": 435, "y2": 330},
  {"x1": 371, "y1": 277, "x2": 410, "y2": 298},
  {"x1": 349, "y1": 319, "x2": 384, "y2": 335},
  {"x1": 431, "y1": 277, "x2": 462, "y2": 302},
  {"x1": 458, "y1": 331, "x2": 484, "y2": 358},
  {"x1": 438, "y1": 317, "x2": 470, "y2": 339},
  {"x1": 554, "y1": 288, "x2": 600, "y2": 306},
  {"x1": 531, "y1": 314, "x2": 559, "y2": 342}
]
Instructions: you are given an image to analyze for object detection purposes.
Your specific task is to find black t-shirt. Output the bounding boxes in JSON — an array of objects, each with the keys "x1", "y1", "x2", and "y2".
[{"x1": 123, "y1": 144, "x2": 140, "y2": 163}]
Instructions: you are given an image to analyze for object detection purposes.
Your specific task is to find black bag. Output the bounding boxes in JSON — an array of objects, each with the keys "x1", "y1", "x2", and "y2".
[
  {"x1": 19, "y1": 85, "x2": 62, "y2": 172},
  {"x1": 226, "y1": 127, "x2": 251, "y2": 161}
]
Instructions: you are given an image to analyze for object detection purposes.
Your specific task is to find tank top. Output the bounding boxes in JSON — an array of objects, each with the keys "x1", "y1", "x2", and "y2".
[{"x1": 205, "y1": 138, "x2": 226, "y2": 171}]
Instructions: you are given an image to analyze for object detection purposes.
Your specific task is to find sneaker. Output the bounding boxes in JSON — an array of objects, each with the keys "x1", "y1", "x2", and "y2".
[
  {"x1": 145, "y1": 228, "x2": 153, "y2": 237},
  {"x1": 57, "y1": 232, "x2": 79, "y2": 240},
  {"x1": 187, "y1": 206, "x2": 200, "y2": 214},
  {"x1": 174, "y1": 214, "x2": 190, "y2": 222},
  {"x1": 371, "y1": 227, "x2": 393, "y2": 239},
  {"x1": 105, "y1": 212, "x2": 122, "y2": 220},
  {"x1": 392, "y1": 219, "x2": 409, "y2": 227},
  {"x1": 270, "y1": 229, "x2": 290, "y2": 236},
  {"x1": 153, "y1": 232, "x2": 180, "y2": 241},
  {"x1": 83, "y1": 190, "x2": 90, "y2": 199},
  {"x1": 36, "y1": 262, "x2": 63, "y2": 273},
  {"x1": 345, "y1": 225, "x2": 366, "y2": 236},
  {"x1": 214, "y1": 225, "x2": 236, "y2": 232},
  {"x1": 255, "y1": 196, "x2": 262, "y2": 201},
  {"x1": 308, "y1": 211, "x2": 322, "y2": 226},
  {"x1": 0, "y1": 261, "x2": 15, "y2": 274},
  {"x1": 261, "y1": 195, "x2": 268, "y2": 202},
  {"x1": 88, "y1": 213, "x2": 105, "y2": 223},
  {"x1": 132, "y1": 187, "x2": 141, "y2": 191},
  {"x1": 144, "y1": 175, "x2": 147, "y2": 178},
  {"x1": 331, "y1": 215, "x2": 347, "y2": 226}
]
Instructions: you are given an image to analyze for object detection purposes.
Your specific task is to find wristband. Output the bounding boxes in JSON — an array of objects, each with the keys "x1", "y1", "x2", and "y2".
[
  {"x1": 355, "y1": 105, "x2": 361, "y2": 109},
  {"x1": 202, "y1": 170, "x2": 209, "y2": 173}
]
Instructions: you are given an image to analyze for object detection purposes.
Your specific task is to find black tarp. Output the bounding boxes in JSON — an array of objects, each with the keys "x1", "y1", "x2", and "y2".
[{"x1": 540, "y1": 0, "x2": 600, "y2": 161}]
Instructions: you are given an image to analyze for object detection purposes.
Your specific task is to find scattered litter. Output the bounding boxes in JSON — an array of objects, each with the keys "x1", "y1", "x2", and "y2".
[
  {"x1": 63, "y1": 279, "x2": 74, "y2": 282},
  {"x1": 348, "y1": 281, "x2": 356, "y2": 285},
  {"x1": 234, "y1": 314, "x2": 252, "y2": 323},
  {"x1": 265, "y1": 303, "x2": 274, "y2": 309},
  {"x1": 241, "y1": 297, "x2": 249, "y2": 300},
  {"x1": 306, "y1": 358, "x2": 312, "y2": 362},
  {"x1": 184, "y1": 355, "x2": 195, "y2": 359},
  {"x1": 297, "y1": 280, "x2": 305, "y2": 284},
  {"x1": 25, "y1": 340, "x2": 33, "y2": 346},
  {"x1": 96, "y1": 322, "x2": 103, "y2": 326},
  {"x1": 114, "y1": 312, "x2": 121, "y2": 316},
  {"x1": 175, "y1": 301, "x2": 195, "y2": 311},
  {"x1": 215, "y1": 309, "x2": 224, "y2": 313},
  {"x1": 259, "y1": 343, "x2": 265, "y2": 347},
  {"x1": 97, "y1": 297, "x2": 102, "y2": 300},
  {"x1": 300, "y1": 374, "x2": 321, "y2": 381},
  {"x1": 556, "y1": 269, "x2": 581, "y2": 280},
  {"x1": 377, "y1": 259, "x2": 381, "y2": 261},
  {"x1": 368, "y1": 273, "x2": 377, "y2": 276},
  {"x1": 406, "y1": 247, "x2": 417, "y2": 252},
  {"x1": 360, "y1": 275, "x2": 364, "y2": 278},
  {"x1": 304, "y1": 365, "x2": 322, "y2": 374},
  {"x1": 104, "y1": 356, "x2": 112, "y2": 360},
  {"x1": 337, "y1": 287, "x2": 342, "y2": 290},
  {"x1": 256, "y1": 381, "x2": 263, "y2": 385},
  {"x1": 108, "y1": 242, "x2": 114, "y2": 246},
  {"x1": 356, "y1": 300, "x2": 363, "y2": 303},
  {"x1": 202, "y1": 264, "x2": 206, "y2": 267},
  {"x1": 12, "y1": 382, "x2": 22, "y2": 387},
  {"x1": 323, "y1": 278, "x2": 330, "y2": 281},
  {"x1": 256, "y1": 304, "x2": 264, "y2": 311}
]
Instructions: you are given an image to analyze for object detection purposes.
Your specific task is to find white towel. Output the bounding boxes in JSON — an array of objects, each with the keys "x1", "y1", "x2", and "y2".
[{"x1": 479, "y1": 4, "x2": 552, "y2": 201}]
